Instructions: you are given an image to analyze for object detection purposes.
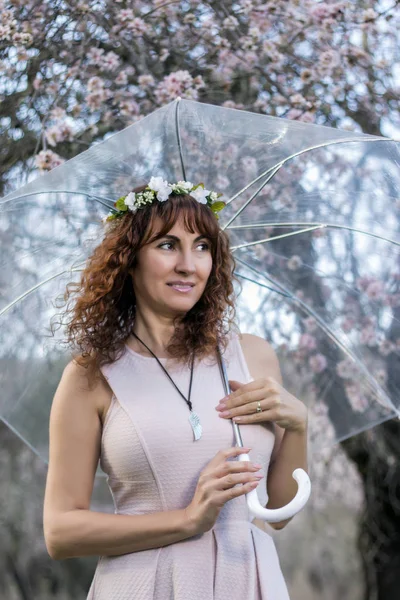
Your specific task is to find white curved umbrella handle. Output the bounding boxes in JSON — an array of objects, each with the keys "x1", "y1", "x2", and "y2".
[
  {"x1": 238, "y1": 452, "x2": 311, "y2": 522},
  {"x1": 215, "y1": 343, "x2": 311, "y2": 522}
]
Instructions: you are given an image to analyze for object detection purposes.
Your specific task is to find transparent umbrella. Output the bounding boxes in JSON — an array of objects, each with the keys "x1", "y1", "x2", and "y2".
[{"x1": 1, "y1": 97, "x2": 399, "y2": 521}]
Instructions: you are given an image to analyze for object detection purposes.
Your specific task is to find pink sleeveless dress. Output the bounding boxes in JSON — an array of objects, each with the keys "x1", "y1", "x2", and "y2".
[{"x1": 86, "y1": 330, "x2": 290, "y2": 599}]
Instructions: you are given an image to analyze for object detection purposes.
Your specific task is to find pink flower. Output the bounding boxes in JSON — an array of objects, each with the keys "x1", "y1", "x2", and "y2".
[
  {"x1": 341, "y1": 317, "x2": 356, "y2": 333},
  {"x1": 286, "y1": 108, "x2": 303, "y2": 120},
  {"x1": 35, "y1": 150, "x2": 65, "y2": 171},
  {"x1": 359, "y1": 326, "x2": 378, "y2": 347},
  {"x1": 365, "y1": 280, "x2": 384, "y2": 300},
  {"x1": 336, "y1": 359, "x2": 358, "y2": 379},
  {"x1": 303, "y1": 317, "x2": 318, "y2": 333},
  {"x1": 378, "y1": 339, "x2": 395, "y2": 357},
  {"x1": 287, "y1": 255, "x2": 303, "y2": 270},
  {"x1": 299, "y1": 333, "x2": 317, "y2": 351},
  {"x1": 309, "y1": 353, "x2": 328, "y2": 374},
  {"x1": 345, "y1": 384, "x2": 369, "y2": 413}
]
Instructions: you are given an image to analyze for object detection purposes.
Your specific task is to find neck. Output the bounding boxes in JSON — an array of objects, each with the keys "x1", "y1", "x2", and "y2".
[{"x1": 129, "y1": 308, "x2": 181, "y2": 357}]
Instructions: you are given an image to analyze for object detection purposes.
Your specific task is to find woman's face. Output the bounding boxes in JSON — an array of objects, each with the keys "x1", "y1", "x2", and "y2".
[{"x1": 131, "y1": 217, "x2": 213, "y2": 316}]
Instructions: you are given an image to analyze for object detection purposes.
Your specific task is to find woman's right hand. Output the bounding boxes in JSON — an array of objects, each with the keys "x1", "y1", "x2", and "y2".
[{"x1": 184, "y1": 446, "x2": 263, "y2": 535}]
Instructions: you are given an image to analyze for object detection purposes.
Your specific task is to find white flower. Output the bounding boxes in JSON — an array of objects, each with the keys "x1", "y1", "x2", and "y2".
[
  {"x1": 190, "y1": 186, "x2": 210, "y2": 204},
  {"x1": 148, "y1": 176, "x2": 172, "y2": 202},
  {"x1": 124, "y1": 191, "x2": 137, "y2": 211},
  {"x1": 173, "y1": 180, "x2": 193, "y2": 192}
]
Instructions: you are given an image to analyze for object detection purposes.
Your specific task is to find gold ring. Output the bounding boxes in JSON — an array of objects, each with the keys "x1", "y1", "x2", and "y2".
[{"x1": 256, "y1": 401, "x2": 262, "y2": 413}]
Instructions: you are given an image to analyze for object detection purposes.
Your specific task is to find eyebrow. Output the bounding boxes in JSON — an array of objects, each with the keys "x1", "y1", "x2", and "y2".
[{"x1": 159, "y1": 234, "x2": 210, "y2": 242}]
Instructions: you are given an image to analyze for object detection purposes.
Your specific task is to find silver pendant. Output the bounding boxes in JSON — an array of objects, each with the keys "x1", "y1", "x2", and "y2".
[{"x1": 189, "y1": 410, "x2": 202, "y2": 441}]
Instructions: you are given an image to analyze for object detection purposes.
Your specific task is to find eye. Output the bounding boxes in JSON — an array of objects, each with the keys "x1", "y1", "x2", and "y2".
[{"x1": 157, "y1": 241, "x2": 210, "y2": 251}]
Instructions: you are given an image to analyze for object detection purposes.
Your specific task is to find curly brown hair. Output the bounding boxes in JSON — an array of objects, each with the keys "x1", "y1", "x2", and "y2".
[{"x1": 50, "y1": 183, "x2": 242, "y2": 390}]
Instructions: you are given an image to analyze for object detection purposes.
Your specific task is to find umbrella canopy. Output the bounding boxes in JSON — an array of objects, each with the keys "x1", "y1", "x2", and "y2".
[{"x1": 1, "y1": 98, "x2": 399, "y2": 508}]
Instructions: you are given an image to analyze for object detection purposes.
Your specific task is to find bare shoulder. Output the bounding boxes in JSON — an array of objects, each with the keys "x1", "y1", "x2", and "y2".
[
  {"x1": 64, "y1": 358, "x2": 113, "y2": 425},
  {"x1": 237, "y1": 332, "x2": 283, "y2": 386}
]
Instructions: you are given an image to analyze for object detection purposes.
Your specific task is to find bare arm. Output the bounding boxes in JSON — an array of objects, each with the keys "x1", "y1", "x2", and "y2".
[
  {"x1": 265, "y1": 427, "x2": 308, "y2": 530},
  {"x1": 262, "y1": 344, "x2": 308, "y2": 530},
  {"x1": 49, "y1": 508, "x2": 196, "y2": 560},
  {"x1": 239, "y1": 333, "x2": 309, "y2": 531},
  {"x1": 43, "y1": 360, "x2": 197, "y2": 560}
]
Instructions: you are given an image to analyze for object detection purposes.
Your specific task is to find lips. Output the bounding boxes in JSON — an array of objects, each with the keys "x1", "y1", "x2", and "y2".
[{"x1": 167, "y1": 283, "x2": 195, "y2": 287}]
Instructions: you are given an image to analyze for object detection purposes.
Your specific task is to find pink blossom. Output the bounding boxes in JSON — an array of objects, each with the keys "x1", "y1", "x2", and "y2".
[
  {"x1": 365, "y1": 280, "x2": 384, "y2": 300},
  {"x1": 359, "y1": 326, "x2": 378, "y2": 347},
  {"x1": 345, "y1": 384, "x2": 369, "y2": 413},
  {"x1": 299, "y1": 112, "x2": 316, "y2": 123},
  {"x1": 286, "y1": 108, "x2": 303, "y2": 120},
  {"x1": 87, "y1": 76, "x2": 105, "y2": 92},
  {"x1": 222, "y1": 16, "x2": 239, "y2": 30},
  {"x1": 44, "y1": 124, "x2": 74, "y2": 147},
  {"x1": 378, "y1": 339, "x2": 395, "y2": 357},
  {"x1": 254, "y1": 245, "x2": 267, "y2": 260},
  {"x1": 303, "y1": 317, "x2": 318, "y2": 333},
  {"x1": 117, "y1": 8, "x2": 135, "y2": 23},
  {"x1": 320, "y1": 50, "x2": 341, "y2": 68},
  {"x1": 215, "y1": 173, "x2": 230, "y2": 189},
  {"x1": 50, "y1": 107, "x2": 66, "y2": 120},
  {"x1": 310, "y1": 4, "x2": 333, "y2": 23},
  {"x1": 0, "y1": 24, "x2": 12, "y2": 41},
  {"x1": 362, "y1": 9, "x2": 378, "y2": 21},
  {"x1": 355, "y1": 276, "x2": 374, "y2": 291},
  {"x1": 299, "y1": 333, "x2": 317, "y2": 351},
  {"x1": 87, "y1": 47, "x2": 105, "y2": 65},
  {"x1": 86, "y1": 88, "x2": 111, "y2": 111},
  {"x1": 121, "y1": 15, "x2": 150, "y2": 35},
  {"x1": 309, "y1": 353, "x2": 328, "y2": 374},
  {"x1": 336, "y1": 358, "x2": 358, "y2": 379},
  {"x1": 115, "y1": 71, "x2": 128, "y2": 86},
  {"x1": 35, "y1": 149, "x2": 65, "y2": 171},
  {"x1": 118, "y1": 99, "x2": 140, "y2": 117},
  {"x1": 287, "y1": 255, "x2": 303, "y2": 270},
  {"x1": 155, "y1": 70, "x2": 199, "y2": 104},
  {"x1": 383, "y1": 293, "x2": 400, "y2": 307},
  {"x1": 101, "y1": 51, "x2": 120, "y2": 71},
  {"x1": 341, "y1": 317, "x2": 356, "y2": 333},
  {"x1": 138, "y1": 74, "x2": 155, "y2": 88}
]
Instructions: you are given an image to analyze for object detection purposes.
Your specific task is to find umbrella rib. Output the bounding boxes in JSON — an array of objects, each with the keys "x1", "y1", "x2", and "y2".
[
  {"x1": 0, "y1": 415, "x2": 49, "y2": 465},
  {"x1": 0, "y1": 263, "x2": 85, "y2": 318},
  {"x1": 222, "y1": 137, "x2": 396, "y2": 229},
  {"x1": 233, "y1": 272, "x2": 292, "y2": 298},
  {"x1": 175, "y1": 97, "x2": 186, "y2": 181},
  {"x1": 234, "y1": 255, "x2": 400, "y2": 418},
  {"x1": 228, "y1": 223, "x2": 400, "y2": 248},
  {"x1": 230, "y1": 225, "x2": 327, "y2": 250},
  {"x1": 0, "y1": 190, "x2": 116, "y2": 210}
]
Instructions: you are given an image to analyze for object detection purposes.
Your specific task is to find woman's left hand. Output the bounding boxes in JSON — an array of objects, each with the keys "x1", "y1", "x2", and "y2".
[{"x1": 215, "y1": 377, "x2": 307, "y2": 433}]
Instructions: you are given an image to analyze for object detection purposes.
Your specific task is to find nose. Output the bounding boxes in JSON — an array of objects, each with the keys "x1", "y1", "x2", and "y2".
[{"x1": 175, "y1": 248, "x2": 197, "y2": 272}]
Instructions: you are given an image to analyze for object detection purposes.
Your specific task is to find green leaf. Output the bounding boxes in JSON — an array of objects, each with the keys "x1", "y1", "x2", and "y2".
[
  {"x1": 115, "y1": 196, "x2": 129, "y2": 211},
  {"x1": 211, "y1": 201, "x2": 226, "y2": 212}
]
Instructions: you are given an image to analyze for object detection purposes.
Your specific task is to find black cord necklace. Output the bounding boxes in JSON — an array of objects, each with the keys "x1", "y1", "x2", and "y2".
[{"x1": 131, "y1": 331, "x2": 202, "y2": 441}]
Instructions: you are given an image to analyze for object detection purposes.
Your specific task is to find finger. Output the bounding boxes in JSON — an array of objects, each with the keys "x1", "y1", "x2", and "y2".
[
  {"x1": 225, "y1": 386, "x2": 268, "y2": 410},
  {"x1": 232, "y1": 408, "x2": 280, "y2": 424},
  {"x1": 222, "y1": 395, "x2": 281, "y2": 419},
  {"x1": 227, "y1": 379, "x2": 262, "y2": 402}
]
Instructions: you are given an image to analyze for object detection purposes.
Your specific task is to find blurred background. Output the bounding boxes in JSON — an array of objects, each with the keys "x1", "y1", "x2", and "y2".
[{"x1": 1, "y1": 1, "x2": 400, "y2": 599}]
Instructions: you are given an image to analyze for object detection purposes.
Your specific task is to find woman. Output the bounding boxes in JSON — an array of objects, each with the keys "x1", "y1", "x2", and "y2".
[{"x1": 43, "y1": 177, "x2": 308, "y2": 599}]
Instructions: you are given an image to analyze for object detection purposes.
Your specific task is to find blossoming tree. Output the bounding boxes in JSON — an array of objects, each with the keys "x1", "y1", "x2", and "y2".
[{"x1": 1, "y1": 1, "x2": 400, "y2": 599}]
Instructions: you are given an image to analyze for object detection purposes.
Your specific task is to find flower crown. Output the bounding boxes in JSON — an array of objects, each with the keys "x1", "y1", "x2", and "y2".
[{"x1": 103, "y1": 176, "x2": 226, "y2": 223}]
